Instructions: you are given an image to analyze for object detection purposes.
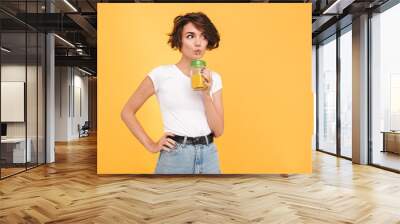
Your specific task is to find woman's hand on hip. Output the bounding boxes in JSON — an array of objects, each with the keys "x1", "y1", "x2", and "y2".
[{"x1": 148, "y1": 132, "x2": 177, "y2": 153}]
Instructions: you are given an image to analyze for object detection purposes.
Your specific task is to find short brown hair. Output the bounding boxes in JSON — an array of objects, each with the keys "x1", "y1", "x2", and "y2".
[{"x1": 168, "y1": 12, "x2": 220, "y2": 50}]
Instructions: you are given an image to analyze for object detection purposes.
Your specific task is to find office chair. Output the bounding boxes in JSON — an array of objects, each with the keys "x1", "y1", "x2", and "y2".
[{"x1": 79, "y1": 121, "x2": 90, "y2": 138}]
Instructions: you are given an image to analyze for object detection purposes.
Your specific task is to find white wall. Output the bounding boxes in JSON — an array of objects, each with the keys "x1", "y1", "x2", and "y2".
[
  {"x1": 55, "y1": 67, "x2": 89, "y2": 141},
  {"x1": 55, "y1": 66, "x2": 69, "y2": 141},
  {"x1": 1, "y1": 65, "x2": 38, "y2": 137},
  {"x1": 72, "y1": 72, "x2": 89, "y2": 138}
]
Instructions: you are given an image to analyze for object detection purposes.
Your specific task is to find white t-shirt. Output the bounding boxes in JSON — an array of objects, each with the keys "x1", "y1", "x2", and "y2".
[{"x1": 147, "y1": 64, "x2": 222, "y2": 137}]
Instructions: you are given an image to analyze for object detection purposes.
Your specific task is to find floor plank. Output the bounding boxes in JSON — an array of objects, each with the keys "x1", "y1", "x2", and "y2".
[{"x1": 1, "y1": 134, "x2": 400, "y2": 223}]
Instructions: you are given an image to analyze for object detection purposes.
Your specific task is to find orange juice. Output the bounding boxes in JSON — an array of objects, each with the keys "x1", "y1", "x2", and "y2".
[
  {"x1": 191, "y1": 72, "x2": 205, "y2": 90},
  {"x1": 190, "y1": 60, "x2": 206, "y2": 91}
]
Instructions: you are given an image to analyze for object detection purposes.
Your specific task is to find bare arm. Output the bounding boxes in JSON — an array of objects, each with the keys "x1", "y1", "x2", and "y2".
[
  {"x1": 120, "y1": 77, "x2": 176, "y2": 153},
  {"x1": 202, "y1": 90, "x2": 224, "y2": 137}
]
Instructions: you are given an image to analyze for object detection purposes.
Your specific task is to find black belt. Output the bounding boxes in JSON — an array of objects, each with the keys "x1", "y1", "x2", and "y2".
[{"x1": 169, "y1": 133, "x2": 214, "y2": 145}]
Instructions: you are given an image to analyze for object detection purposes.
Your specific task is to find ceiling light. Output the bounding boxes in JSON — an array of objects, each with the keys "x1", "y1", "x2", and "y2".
[
  {"x1": 78, "y1": 67, "x2": 93, "y2": 76},
  {"x1": 63, "y1": 0, "x2": 78, "y2": 12},
  {"x1": 322, "y1": 0, "x2": 354, "y2": 15},
  {"x1": 54, "y1": 34, "x2": 75, "y2": 48},
  {"x1": 1, "y1": 47, "x2": 11, "y2": 53}
]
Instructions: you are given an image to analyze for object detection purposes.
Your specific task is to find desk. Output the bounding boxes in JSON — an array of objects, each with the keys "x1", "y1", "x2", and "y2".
[
  {"x1": 381, "y1": 131, "x2": 400, "y2": 154},
  {"x1": 1, "y1": 138, "x2": 31, "y2": 163}
]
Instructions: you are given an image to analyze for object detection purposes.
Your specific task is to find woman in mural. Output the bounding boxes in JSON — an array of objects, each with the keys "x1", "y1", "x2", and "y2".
[{"x1": 121, "y1": 12, "x2": 224, "y2": 174}]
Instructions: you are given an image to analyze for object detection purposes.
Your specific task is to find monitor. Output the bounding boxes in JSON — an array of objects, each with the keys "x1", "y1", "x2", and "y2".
[{"x1": 1, "y1": 123, "x2": 7, "y2": 137}]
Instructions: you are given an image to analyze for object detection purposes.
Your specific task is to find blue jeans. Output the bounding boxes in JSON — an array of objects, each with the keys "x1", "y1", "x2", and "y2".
[{"x1": 155, "y1": 142, "x2": 221, "y2": 174}]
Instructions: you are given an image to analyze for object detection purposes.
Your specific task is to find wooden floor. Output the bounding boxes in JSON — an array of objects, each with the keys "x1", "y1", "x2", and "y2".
[
  {"x1": 373, "y1": 150, "x2": 400, "y2": 171},
  {"x1": 0, "y1": 167, "x2": 26, "y2": 178},
  {"x1": 1, "y1": 134, "x2": 400, "y2": 223},
  {"x1": 1, "y1": 162, "x2": 46, "y2": 178}
]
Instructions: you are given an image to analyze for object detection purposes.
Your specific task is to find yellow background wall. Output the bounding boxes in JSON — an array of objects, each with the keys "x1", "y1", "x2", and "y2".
[{"x1": 97, "y1": 3, "x2": 313, "y2": 174}]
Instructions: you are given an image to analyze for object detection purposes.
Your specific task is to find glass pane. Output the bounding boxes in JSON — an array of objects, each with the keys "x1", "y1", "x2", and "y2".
[
  {"x1": 340, "y1": 28, "x2": 352, "y2": 158},
  {"x1": 371, "y1": 4, "x2": 400, "y2": 171},
  {"x1": 1, "y1": 31, "x2": 27, "y2": 178},
  {"x1": 25, "y1": 0, "x2": 38, "y2": 169},
  {"x1": 318, "y1": 36, "x2": 337, "y2": 154},
  {"x1": 312, "y1": 45, "x2": 317, "y2": 151},
  {"x1": 27, "y1": 31, "x2": 38, "y2": 169},
  {"x1": 38, "y1": 32, "x2": 45, "y2": 165},
  {"x1": 1, "y1": 1, "x2": 46, "y2": 178}
]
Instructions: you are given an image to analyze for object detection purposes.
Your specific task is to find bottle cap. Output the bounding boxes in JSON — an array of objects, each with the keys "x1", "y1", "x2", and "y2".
[{"x1": 191, "y1": 59, "x2": 206, "y2": 68}]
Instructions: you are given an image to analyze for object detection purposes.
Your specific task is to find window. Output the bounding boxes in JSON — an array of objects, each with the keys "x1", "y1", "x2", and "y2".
[
  {"x1": 339, "y1": 27, "x2": 352, "y2": 158},
  {"x1": 371, "y1": 2, "x2": 400, "y2": 171},
  {"x1": 317, "y1": 35, "x2": 337, "y2": 154}
]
